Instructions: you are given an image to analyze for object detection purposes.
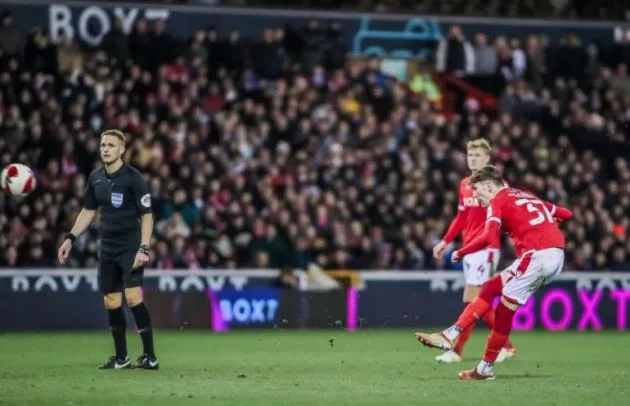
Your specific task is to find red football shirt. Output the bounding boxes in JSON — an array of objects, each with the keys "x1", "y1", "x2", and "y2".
[
  {"x1": 443, "y1": 177, "x2": 500, "y2": 249},
  {"x1": 486, "y1": 187, "x2": 566, "y2": 256}
]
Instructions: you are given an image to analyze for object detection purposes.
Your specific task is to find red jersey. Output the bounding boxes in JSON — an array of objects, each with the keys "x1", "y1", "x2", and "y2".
[
  {"x1": 459, "y1": 187, "x2": 572, "y2": 258},
  {"x1": 443, "y1": 177, "x2": 499, "y2": 249}
]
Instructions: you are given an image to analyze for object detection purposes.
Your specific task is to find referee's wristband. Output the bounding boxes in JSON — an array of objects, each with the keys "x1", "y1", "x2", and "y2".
[
  {"x1": 138, "y1": 244, "x2": 150, "y2": 254},
  {"x1": 64, "y1": 233, "x2": 76, "y2": 244}
]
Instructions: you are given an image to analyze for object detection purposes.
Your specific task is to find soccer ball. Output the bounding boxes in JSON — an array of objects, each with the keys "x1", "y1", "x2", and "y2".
[{"x1": 1, "y1": 163, "x2": 37, "y2": 197}]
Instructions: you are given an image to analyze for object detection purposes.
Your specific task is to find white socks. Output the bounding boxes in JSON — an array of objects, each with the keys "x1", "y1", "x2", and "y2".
[
  {"x1": 477, "y1": 360, "x2": 494, "y2": 376},
  {"x1": 442, "y1": 325, "x2": 462, "y2": 342}
]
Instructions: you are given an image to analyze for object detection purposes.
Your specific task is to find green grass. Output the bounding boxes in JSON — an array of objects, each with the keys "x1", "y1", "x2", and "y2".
[{"x1": 0, "y1": 330, "x2": 627, "y2": 405}]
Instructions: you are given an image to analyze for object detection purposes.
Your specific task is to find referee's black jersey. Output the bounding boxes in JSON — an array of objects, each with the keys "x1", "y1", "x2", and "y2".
[{"x1": 83, "y1": 164, "x2": 152, "y2": 253}]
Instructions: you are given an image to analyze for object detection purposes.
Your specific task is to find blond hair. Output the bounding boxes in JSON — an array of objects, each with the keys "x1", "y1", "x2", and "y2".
[
  {"x1": 100, "y1": 129, "x2": 126, "y2": 145},
  {"x1": 466, "y1": 138, "x2": 491, "y2": 154}
]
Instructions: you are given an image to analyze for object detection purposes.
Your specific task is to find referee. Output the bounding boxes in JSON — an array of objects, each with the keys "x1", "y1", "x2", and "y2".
[{"x1": 57, "y1": 129, "x2": 159, "y2": 370}]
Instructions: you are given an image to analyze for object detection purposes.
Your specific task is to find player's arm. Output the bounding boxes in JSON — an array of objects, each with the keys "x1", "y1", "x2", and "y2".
[
  {"x1": 58, "y1": 175, "x2": 98, "y2": 264},
  {"x1": 132, "y1": 171, "x2": 154, "y2": 266},
  {"x1": 71, "y1": 173, "x2": 99, "y2": 236},
  {"x1": 455, "y1": 220, "x2": 500, "y2": 259},
  {"x1": 453, "y1": 201, "x2": 502, "y2": 261},
  {"x1": 140, "y1": 213, "x2": 153, "y2": 246},
  {"x1": 434, "y1": 190, "x2": 466, "y2": 258},
  {"x1": 133, "y1": 212, "x2": 154, "y2": 269},
  {"x1": 443, "y1": 206, "x2": 466, "y2": 244},
  {"x1": 544, "y1": 201, "x2": 573, "y2": 222},
  {"x1": 68, "y1": 208, "x2": 97, "y2": 237}
]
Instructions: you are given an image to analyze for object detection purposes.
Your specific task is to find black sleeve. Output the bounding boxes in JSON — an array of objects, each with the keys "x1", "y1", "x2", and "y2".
[
  {"x1": 132, "y1": 170, "x2": 152, "y2": 215},
  {"x1": 83, "y1": 173, "x2": 98, "y2": 210}
]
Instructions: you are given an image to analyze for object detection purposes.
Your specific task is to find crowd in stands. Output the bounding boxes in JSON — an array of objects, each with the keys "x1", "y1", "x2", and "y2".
[
  {"x1": 0, "y1": 7, "x2": 629, "y2": 271},
  {"x1": 96, "y1": 0, "x2": 630, "y2": 21}
]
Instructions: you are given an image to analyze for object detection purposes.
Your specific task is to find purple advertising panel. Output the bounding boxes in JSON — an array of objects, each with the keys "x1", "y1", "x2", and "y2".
[
  {"x1": 0, "y1": 270, "x2": 627, "y2": 331},
  {"x1": 359, "y1": 272, "x2": 630, "y2": 330}
]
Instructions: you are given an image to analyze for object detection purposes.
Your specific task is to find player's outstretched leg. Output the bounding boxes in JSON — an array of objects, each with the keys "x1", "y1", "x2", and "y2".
[
  {"x1": 459, "y1": 297, "x2": 516, "y2": 380},
  {"x1": 437, "y1": 303, "x2": 515, "y2": 363},
  {"x1": 416, "y1": 298, "x2": 492, "y2": 350},
  {"x1": 126, "y1": 287, "x2": 159, "y2": 370},
  {"x1": 437, "y1": 305, "x2": 516, "y2": 364},
  {"x1": 416, "y1": 275, "x2": 502, "y2": 351},
  {"x1": 435, "y1": 302, "x2": 474, "y2": 363},
  {"x1": 100, "y1": 293, "x2": 131, "y2": 369},
  {"x1": 452, "y1": 316, "x2": 474, "y2": 355}
]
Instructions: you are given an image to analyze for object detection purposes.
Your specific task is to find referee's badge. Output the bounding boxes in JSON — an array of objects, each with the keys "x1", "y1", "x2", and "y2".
[
  {"x1": 140, "y1": 193, "x2": 151, "y2": 208},
  {"x1": 111, "y1": 192, "x2": 124, "y2": 208}
]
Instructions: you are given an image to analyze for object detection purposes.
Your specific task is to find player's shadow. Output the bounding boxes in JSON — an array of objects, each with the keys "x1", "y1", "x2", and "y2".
[
  {"x1": 421, "y1": 373, "x2": 553, "y2": 381},
  {"x1": 497, "y1": 373, "x2": 553, "y2": 380}
]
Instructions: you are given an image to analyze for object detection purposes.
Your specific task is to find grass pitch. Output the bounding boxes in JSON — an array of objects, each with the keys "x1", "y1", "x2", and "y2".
[{"x1": 0, "y1": 330, "x2": 627, "y2": 405}]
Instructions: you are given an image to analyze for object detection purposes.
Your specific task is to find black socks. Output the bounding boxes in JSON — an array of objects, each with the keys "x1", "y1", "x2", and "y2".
[
  {"x1": 130, "y1": 302, "x2": 155, "y2": 357},
  {"x1": 108, "y1": 302, "x2": 155, "y2": 359},
  {"x1": 107, "y1": 307, "x2": 127, "y2": 359}
]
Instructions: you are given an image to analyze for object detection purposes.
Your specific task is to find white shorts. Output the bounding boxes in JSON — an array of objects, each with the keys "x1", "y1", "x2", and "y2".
[
  {"x1": 501, "y1": 248, "x2": 565, "y2": 305},
  {"x1": 462, "y1": 248, "x2": 501, "y2": 286}
]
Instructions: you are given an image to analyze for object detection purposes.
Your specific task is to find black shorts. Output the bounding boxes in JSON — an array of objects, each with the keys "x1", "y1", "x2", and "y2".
[{"x1": 98, "y1": 250, "x2": 144, "y2": 294}]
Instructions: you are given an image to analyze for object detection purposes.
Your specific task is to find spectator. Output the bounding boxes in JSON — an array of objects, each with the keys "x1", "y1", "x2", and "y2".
[
  {"x1": 23, "y1": 27, "x2": 56, "y2": 74},
  {"x1": 156, "y1": 212, "x2": 192, "y2": 240},
  {"x1": 128, "y1": 19, "x2": 153, "y2": 70},
  {"x1": 151, "y1": 19, "x2": 174, "y2": 67},
  {"x1": 496, "y1": 36, "x2": 515, "y2": 84},
  {"x1": 204, "y1": 26, "x2": 221, "y2": 74},
  {"x1": 609, "y1": 246, "x2": 630, "y2": 271},
  {"x1": 219, "y1": 29, "x2": 247, "y2": 75},
  {"x1": 608, "y1": 64, "x2": 630, "y2": 95},
  {"x1": 0, "y1": 245, "x2": 19, "y2": 267},
  {"x1": 301, "y1": 20, "x2": 327, "y2": 72},
  {"x1": 510, "y1": 38, "x2": 527, "y2": 80},
  {"x1": 57, "y1": 36, "x2": 83, "y2": 75},
  {"x1": 2, "y1": 105, "x2": 26, "y2": 150},
  {"x1": 272, "y1": 267, "x2": 299, "y2": 289},
  {"x1": 252, "y1": 29, "x2": 285, "y2": 80},
  {"x1": 101, "y1": 18, "x2": 130, "y2": 68},
  {"x1": 525, "y1": 35, "x2": 546, "y2": 90},
  {"x1": 435, "y1": 25, "x2": 475, "y2": 76},
  {"x1": 473, "y1": 33, "x2": 497, "y2": 76},
  {"x1": 554, "y1": 34, "x2": 588, "y2": 84},
  {"x1": 325, "y1": 23, "x2": 347, "y2": 71},
  {"x1": 189, "y1": 29, "x2": 208, "y2": 66},
  {"x1": 0, "y1": 11, "x2": 21, "y2": 58}
]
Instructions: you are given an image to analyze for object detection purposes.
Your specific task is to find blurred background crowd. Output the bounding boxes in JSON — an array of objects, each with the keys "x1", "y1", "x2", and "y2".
[
  {"x1": 0, "y1": 1, "x2": 629, "y2": 271},
  {"x1": 97, "y1": 0, "x2": 630, "y2": 21}
]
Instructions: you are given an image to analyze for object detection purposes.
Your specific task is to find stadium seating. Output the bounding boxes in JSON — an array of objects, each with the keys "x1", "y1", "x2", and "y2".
[
  {"x1": 142, "y1": 0, "x2": 630, "y2": 21},
  {"x1": 0, "y1": 7, "x2": 628, "y2": 271}
]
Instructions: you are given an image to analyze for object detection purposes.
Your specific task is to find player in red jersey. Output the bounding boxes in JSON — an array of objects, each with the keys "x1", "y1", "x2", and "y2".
[
  {"x1": 432, "y1": 138, "x2": 514, "y2": 364},
  {"x1": 417, "y1": 166, "x2": 573, "y2": 380}
]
